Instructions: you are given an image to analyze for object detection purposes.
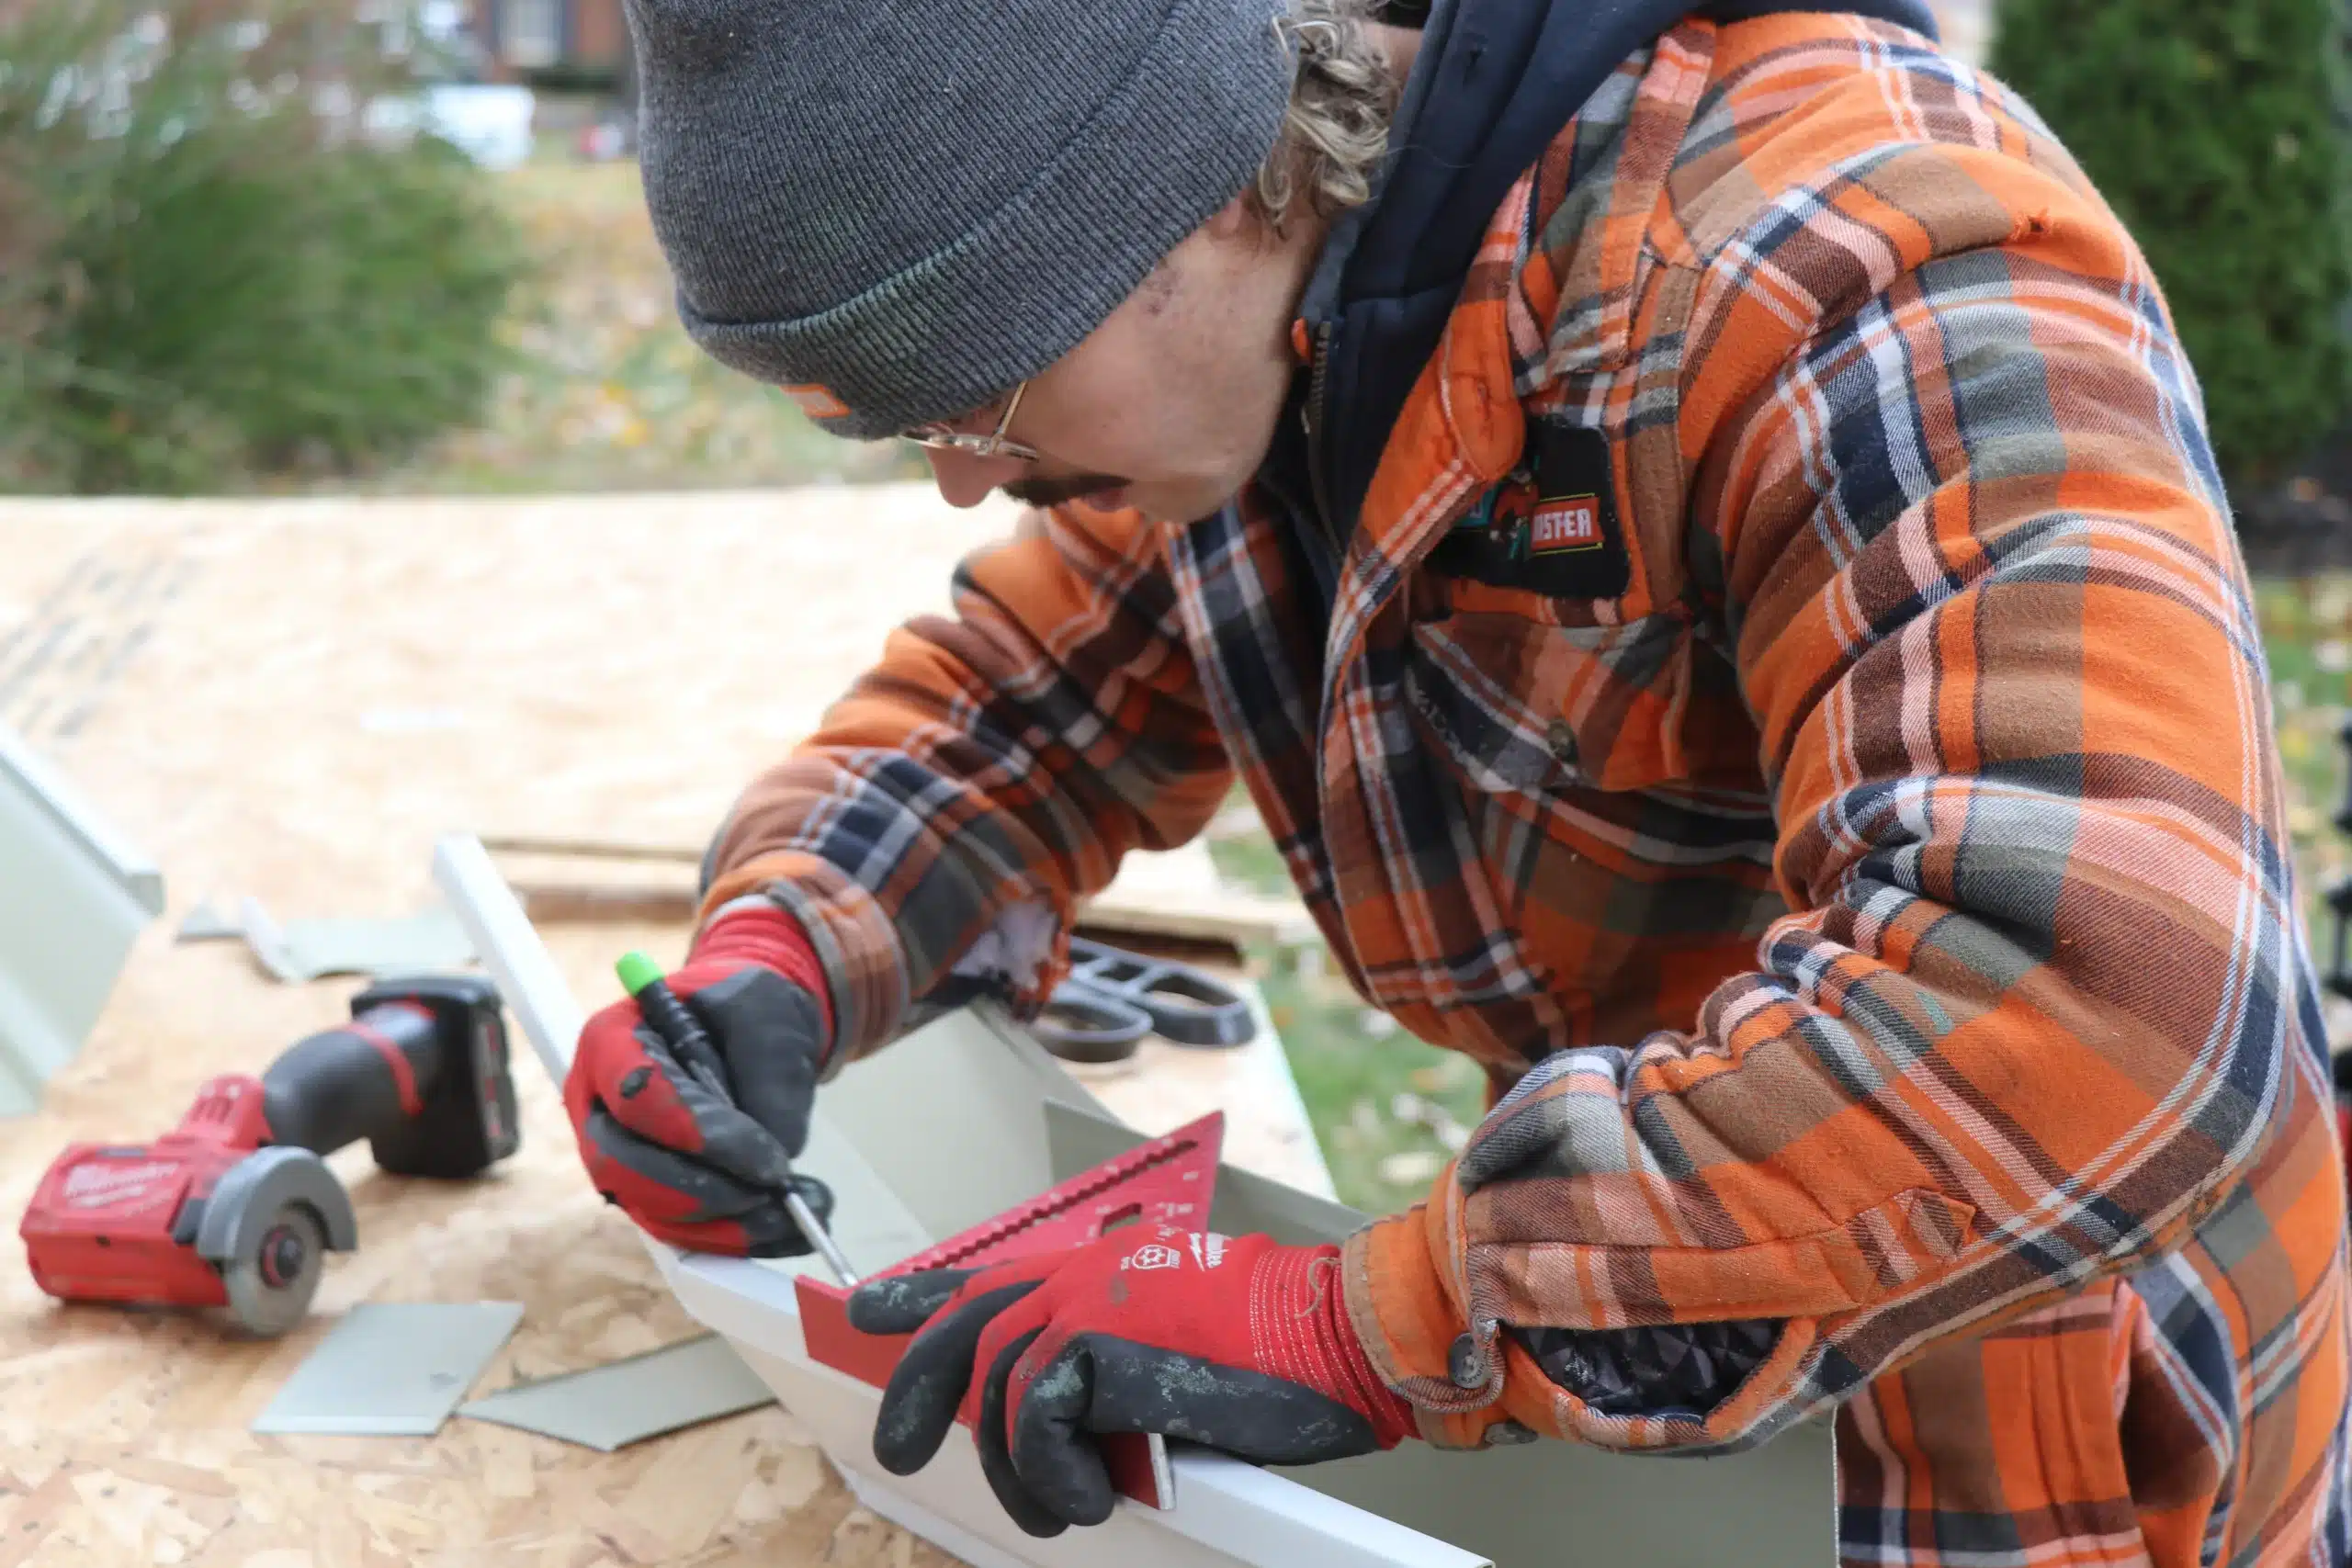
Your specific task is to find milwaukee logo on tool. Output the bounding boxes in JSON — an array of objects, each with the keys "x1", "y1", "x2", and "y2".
[
  {"x1": 1529, "y1": 496, "x2": 1602, "y2": 554},
  {"x1": 62, "y1": 1159, "x2": 177, "y2": 1207}
]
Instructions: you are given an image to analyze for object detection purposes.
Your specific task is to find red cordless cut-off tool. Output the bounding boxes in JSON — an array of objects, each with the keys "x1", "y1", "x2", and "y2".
[{"x1": 18, "y1": 975, "x2": 519, "y2": 1337}]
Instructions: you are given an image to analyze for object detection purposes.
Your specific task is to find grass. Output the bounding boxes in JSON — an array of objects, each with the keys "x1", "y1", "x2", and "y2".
[
  {"x1": 347, "y1": 162, "x2": 927, "y2": 495},
  {"x1": 1259, "y1": 963, "x2": 1495, "y2": 1215},
  {"x1": 1204, "y1": 813, "x2": 1497, "y2": 1214},
  {"x1": 2254, "y1": 575, "x2": 2352, "y2": 946}
]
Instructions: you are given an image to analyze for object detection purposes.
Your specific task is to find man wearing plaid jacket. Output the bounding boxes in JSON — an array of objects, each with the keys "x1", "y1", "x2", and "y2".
[{"x1": 568, "y1": 0, "x2": 2352, "y2": 1559}]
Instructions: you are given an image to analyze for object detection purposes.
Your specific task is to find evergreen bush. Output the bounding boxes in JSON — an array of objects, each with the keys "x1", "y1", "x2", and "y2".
[
  {"x1": 1989, "y1": 0, "x2": 2352, "y2": 491},
  {"x1": 0, "y1": 0, "x2": 533, "y2": 493}
]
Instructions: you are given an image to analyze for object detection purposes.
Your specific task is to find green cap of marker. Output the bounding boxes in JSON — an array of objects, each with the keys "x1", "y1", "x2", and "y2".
[{"x1": 616, "y1": 949, "x2": 665, "y2": 998}]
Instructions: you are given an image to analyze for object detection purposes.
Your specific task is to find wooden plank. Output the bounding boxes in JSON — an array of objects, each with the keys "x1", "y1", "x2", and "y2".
[
  {"x1": 480, "y1": 834, "x2": 701, "y2": 864},
  {"x1": 515, "y1": 881, "x2": 698, "y2": 924},
  {"x1": 1074, "y1": 843, "x2": 1314, "y2": 951},
  {"x1": 485, "y1": 827, "x2": 1316, "y2": 953},
  {"x1": 0, "y1": 490, "x2": 1329, "y2": 1566}
]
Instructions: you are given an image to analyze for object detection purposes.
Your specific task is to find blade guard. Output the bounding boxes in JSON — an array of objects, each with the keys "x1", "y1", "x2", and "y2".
[{"x1": 796, "y1": 1111, "x2": 1226, "y2": 1511}]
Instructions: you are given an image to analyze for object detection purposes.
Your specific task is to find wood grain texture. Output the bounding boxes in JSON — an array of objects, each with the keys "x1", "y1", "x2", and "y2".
[
  {"x1": 0, "y1": 491, "x2": 1010, "y2": 1568},
  {"x1": 0, "y1": 488, "x2": 1329, "y2": 1565}
]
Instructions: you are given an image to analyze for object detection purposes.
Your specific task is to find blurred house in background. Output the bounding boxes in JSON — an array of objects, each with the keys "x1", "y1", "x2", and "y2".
[
  {"x1": 468, "y1": 0, "x2": 633, "y2": 97},
  {"x1": 375, "y1": 0, "x2": 1988, "y2": 173},
  {"x1": 1926, "y1": 0, "x2": 1989, "y2": 62},
  {"x1": 435, "y1": 0, "x2": 1982, "y2": 129}
]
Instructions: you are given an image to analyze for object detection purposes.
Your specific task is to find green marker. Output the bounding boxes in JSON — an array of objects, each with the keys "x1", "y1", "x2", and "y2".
[
  {"x1": 614, "y1": 948, "x2": 669, "y2": 1000},
  {"x1": 616, "y1": 950, "x2": 729, "y2": 1097},
  {"x1": 613, "y1": 950, "x2": 857, "y2": 1285}
]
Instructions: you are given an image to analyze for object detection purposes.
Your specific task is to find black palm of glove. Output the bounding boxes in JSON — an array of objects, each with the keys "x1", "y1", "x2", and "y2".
[{"x1": 563, "y1": 907, "x2": 832, "y2": 1257}]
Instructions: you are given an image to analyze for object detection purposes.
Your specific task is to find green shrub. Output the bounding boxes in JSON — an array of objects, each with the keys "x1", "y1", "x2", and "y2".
[
  {"x1": 1988, "y1": 0, "x2": 2352, "y2": 491},
  {"x1": 0, "y1": 0, "x2": 533, "y2": 493}
]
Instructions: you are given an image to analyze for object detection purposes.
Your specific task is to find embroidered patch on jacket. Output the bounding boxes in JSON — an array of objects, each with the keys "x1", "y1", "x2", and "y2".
[
  {"x1": 1429, "y1": 419, "x2": 1631, "y2": 600},
  {"x1": 1529, "y1": 494, "x2": 1604, "y2": 555}
]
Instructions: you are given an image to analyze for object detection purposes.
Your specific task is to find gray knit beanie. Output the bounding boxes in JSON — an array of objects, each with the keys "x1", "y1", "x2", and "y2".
[{"x1": 620, "y1": 0, "x2": 1297, "y2": 442}]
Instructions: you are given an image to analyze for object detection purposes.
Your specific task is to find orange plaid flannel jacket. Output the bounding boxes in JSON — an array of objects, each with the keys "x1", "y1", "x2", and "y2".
[{"x1": 701, "y1": 14, "x2": 2352, "y2": 1562}]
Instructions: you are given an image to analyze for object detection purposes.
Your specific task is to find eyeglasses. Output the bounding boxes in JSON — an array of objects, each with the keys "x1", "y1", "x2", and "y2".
[{"x1": 901, "y1": 379, "x2": 1041, "y2": 464}]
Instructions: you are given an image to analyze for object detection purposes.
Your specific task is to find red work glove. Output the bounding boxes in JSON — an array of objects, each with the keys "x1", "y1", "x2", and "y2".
[
  {"x1": 564, "y1": 903, "x2": 832, "y2": 1257},
  {"x1": 847, "y1": 1225, "x2": 1418, "y2": 1538}
]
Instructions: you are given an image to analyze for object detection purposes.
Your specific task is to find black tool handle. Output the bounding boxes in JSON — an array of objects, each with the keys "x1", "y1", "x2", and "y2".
[
  {"x1": 1034, "y1": 984, "x2": 1150, "y2": 1063},
  {"x1": 632, "y1": 976, "x2": 732, "y2": 1097},
  {"x1": 2333, "y1": 719, "x2": 2352, "y2": 846},
  {"x1": 260, "y1": 1000, "x2": 444, "y2": 1158},
  {"x1": 2326, "y1": 876, "x2": 2352, "y2": 1005},
  {"x1": 626, "y1": 966, "x2": 855, "y2": 1282},
  {"x1": 2336, "y1": 718, "x2": 2352, "y2": 839},
  {"x1": 1065, "y1": 937, "x2": 1259, "y2": 1048}
]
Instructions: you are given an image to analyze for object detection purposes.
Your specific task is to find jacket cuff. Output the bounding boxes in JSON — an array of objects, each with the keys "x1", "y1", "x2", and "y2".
[
  {"x1": 699, "y1": 852, "x2": 910, "y2": 1078},
  {"x1": 1340, "y1": 1180, "x2": 1518, "y2": 1450},
  {"x1": 1338, "y1": 1168, "x2": 1833, "y2": 1455}
]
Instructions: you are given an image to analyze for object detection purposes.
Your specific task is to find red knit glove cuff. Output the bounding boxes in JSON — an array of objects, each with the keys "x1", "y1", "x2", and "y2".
[
  {"x1": 1292, "y1": 1246, "x2": 1420, "y2": 1448},
  {"x1": 691, "y1": 903, "x2": 831, "y2": 1038}
]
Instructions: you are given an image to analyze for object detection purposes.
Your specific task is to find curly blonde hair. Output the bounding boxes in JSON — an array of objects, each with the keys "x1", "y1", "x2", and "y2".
[{"x1": 1251, "y1": 0, "x2": 1401, "y2": 232}]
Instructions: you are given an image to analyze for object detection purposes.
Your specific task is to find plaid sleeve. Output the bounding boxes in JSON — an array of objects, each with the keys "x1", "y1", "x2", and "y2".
[
  {"x1": 1347, "y1": 106, "x2": 2305, "y2": 1453},
  {"x1": 696, "y1": 502, "x2": 1234, "y2": 1068}
]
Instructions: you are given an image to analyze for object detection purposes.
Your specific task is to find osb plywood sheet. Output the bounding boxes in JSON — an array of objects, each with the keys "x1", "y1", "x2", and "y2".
[
  {"x1": 0, "y1": 488, "x2": 1091, "y2": 1568},
  {"x1": 0, "y1": 489, "x2": 1023, "y2": 903},
  {"x1": 0, "y1": 923, "x2": 966, "y2": 1568},
  {"x1": 0, "y1": 517, "x2": 203, "y2": 746}
]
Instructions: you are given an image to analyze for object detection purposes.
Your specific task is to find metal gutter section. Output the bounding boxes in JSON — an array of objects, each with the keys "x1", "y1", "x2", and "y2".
[
  {"x1": 0, "y1": 721, "x2": 166, "y2": 1115},
  {"x1": 431, "y1": 832, "x2": 584, "y2": 1084},
  {"x1": 431, "y1": 832, "x2": 1837, "y2": 1568}
]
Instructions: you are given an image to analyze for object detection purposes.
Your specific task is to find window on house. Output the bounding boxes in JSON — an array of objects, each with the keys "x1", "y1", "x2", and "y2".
[{"x1": 503, "y1": 0, "x2": 560, "y2": 69}]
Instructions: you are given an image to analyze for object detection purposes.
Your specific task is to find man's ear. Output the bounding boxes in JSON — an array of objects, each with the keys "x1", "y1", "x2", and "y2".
[
  {"x1": 1204, "y1": 188, "x2": 1287, "y2": 249},
  {"x1": 1204, "y1": 192, "x2": 1258, "y2": 241}
]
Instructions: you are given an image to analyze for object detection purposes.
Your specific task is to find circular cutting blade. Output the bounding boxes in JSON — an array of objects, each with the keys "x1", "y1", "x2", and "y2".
[{"x1": 220, "y1": 1203, "x2": 325, "y2": 1337}]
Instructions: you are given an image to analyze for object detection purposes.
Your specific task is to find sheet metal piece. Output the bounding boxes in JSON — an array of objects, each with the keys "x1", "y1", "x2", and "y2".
[
  {"x1": 250, "y1": 1302, "x2": 525, "y2": 1436},
  {"x1": 0, "y1": 718, "x2": 164, "y2": 1115},
  {"x1": 174, "y1": 898, "x2": 244, "y2": 942},
  {"x1": 177, "y1": 894, "x2": 478, "y2": 981},
  {"x1": 234, "y1": 897, "x2": 477, "y2": 983},
  {"x1": 456, "y1": 1332, "x2": 775, "y2": 1451}
]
